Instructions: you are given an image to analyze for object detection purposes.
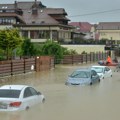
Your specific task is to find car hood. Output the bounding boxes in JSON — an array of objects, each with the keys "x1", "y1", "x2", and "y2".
[
  {"x1": 97, "y1": 73, "x2": 104, "y2": 78},
  {"x1": 67, "y1": 77, "x2": 90, "y2": 85}
]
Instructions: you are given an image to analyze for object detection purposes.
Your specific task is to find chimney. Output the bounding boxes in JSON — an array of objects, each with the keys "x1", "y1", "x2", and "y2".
[
  {"x1": 14, "y1": 1, "x2": 17, "y2": 9},
  {"x1": 32, "y1": 0, "x2": 38, "y2": 15}
]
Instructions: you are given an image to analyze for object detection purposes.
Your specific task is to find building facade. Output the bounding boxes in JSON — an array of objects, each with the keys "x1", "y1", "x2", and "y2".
[
  {"x1": 96, "y1": 22, "x2": 120, "y2": 44},
  {"x1": 0, "y1": 0, "x2": 73, "y2": 43}
]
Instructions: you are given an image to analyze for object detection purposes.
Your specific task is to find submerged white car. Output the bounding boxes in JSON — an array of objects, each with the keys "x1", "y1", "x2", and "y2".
[
  {"x1": 91, "y1": 66, "x2": 112, "y2": 79},
  {"x1": 0, "y1": 85, "x2": 45, "y2": 111}
]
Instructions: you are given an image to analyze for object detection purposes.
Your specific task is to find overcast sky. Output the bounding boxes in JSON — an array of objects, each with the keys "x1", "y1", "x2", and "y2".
[{"x1": 1, "y1": 0, "x2": 120, "y2": 23}]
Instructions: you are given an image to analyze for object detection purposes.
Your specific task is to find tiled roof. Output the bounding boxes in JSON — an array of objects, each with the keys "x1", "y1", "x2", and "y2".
[
  {"x1": 69, "y1": 22, "x2": 92, "y2": 32},
  {"x1": 17, "y1": 1, "x2": 43, "y2": 9},
  {"x1": 97, "y1": 22, "x2": 120, "y2": 30},
  {"x1": 0, "y1": 1, "x2": 69, "y2": 25},
  {"x1": 23, "y1": 9, "x2": 58, "y2": 24},
  {"x1": 0, "y1": 4, "x2": 14, "y2": 9},
  {"x1": 51, "y1": 16, "x2": 70, "y2": 21},
  {"x1": 46, "y1": 8, "x2": 67, "y2": 15}
]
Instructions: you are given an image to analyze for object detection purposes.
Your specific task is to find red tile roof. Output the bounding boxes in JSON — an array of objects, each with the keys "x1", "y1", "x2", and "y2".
[
  {"x1": 69, "y1": 22, "x2": 92, "y2": 32},
  {"x1": 97, "y1": 22, "x2": 120, "y2": 30}
]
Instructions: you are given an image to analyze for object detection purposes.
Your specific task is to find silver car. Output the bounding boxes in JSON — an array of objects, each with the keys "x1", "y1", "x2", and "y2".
[{"x1": 65, "y1": 68, "x2": 100, "y2": 85}]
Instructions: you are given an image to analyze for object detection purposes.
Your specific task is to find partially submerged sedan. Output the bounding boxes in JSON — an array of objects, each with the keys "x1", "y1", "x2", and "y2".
[
  {"x1": 91, "y1": 65, "x2": 112, "y2": 79},
  {"x1": 0, "y1": 85, "x2": 45, "y2": 111},
  {"x1": 65, "y1": 68, "x2": 100, "y2": 85}
]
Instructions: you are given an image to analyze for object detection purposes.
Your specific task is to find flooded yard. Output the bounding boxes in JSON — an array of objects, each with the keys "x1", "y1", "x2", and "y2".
[{"x1": 0, "y1": 64, "x2": 120, "y2": 120}]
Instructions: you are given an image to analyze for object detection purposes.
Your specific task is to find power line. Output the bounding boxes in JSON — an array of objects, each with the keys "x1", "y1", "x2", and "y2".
[{"x1": 68, "y1": 8, "x2": 120, "y2": 17}]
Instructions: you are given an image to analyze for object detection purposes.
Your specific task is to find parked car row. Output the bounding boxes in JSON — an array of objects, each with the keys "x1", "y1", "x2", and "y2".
[
  {"x1": 0, "y1": 65, "x2": 112, "y2": 112},
  {"x1": 65, "y1": 65, "x2": 112, "y2": 85}
]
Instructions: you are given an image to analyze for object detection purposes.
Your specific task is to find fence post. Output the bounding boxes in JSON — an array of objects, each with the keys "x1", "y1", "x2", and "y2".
[
  {"x1": 11, "y1": 60, "x2": 13, "y2": 75},
  {"x1": 24, "y1": 59, "x2": 25, "y2": 73},
  {"x1": 72, "y1": 55, "x2": 74, "y2": 64},
  {"x1": 86, "y1": 54, "x2": 87, "y2": 63},
  {"x1": 35, "y1": 56, "x2": 40, "y2": 72}
]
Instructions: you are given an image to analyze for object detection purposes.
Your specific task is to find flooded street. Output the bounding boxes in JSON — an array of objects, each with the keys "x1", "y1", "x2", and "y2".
[{"x1": 0, "y1": 63, "x2": 120, "y2": 120}]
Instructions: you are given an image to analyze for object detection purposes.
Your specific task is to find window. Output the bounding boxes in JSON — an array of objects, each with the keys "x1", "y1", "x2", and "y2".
[
  {"x1": 30, "y1": 30, "x2": 50, "y2": 39},
  {"x1": 0, "y1": 18, "x2": 14, "y2": 24},
  {"x1": 0, "y1": 90, "x2": 20, "y2": 98},
  {"x1": 22, "y1": 31, "x2": 28, "y2": 38},
  {"x1": 91, "y1": 70, "x2": 97, "y2": 76},
  {"x1": 23, "y1": 88, "x2": 33, "y2": 98},
  {"x1": 105, "y1": 67, "x2": 110, "y2": 71},
  {"x1": 29, "y1": 87, "x2": 38, "y2": 96}
]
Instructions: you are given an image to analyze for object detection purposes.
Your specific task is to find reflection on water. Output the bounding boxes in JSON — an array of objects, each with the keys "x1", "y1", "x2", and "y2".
[{"x1": 0, "y1": 64, "x2": 120, "y2": 120}]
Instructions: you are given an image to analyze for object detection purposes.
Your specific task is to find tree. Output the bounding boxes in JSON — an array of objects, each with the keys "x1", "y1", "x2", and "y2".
[
  {"x1": 0, "y1": 29, "x2": 22, "y2": 59},
  {"x1": 62, "y1": 47, "x2": 78, "y2": 55},
  {"x1": 42, "y1": 40, "x2": 63, "y2": 60},
  {"x1": 21, "y1": 38, "x2": 36, "y2": 57}
]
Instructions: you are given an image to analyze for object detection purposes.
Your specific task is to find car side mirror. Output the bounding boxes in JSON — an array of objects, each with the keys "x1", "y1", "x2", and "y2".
[
  {"x1": 37, "y1": 91, "x2": 41, "y2": 95},
  {"x1": 104, "y1": 70, "x2": 107, "y2": 73},
  {"x1": 91, "y1": 75, "x2": 94, "y2": 78}
]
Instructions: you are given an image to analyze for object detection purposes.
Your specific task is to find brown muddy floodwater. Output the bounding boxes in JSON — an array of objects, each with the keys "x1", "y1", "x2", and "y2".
[{"x1": 0, "y1": 63, "x2": 120, "y2": 120}]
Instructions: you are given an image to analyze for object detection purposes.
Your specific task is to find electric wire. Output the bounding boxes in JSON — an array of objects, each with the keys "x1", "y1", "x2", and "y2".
[{"x1": 68, "y1": 8, "x2": 120, "y2": 17}]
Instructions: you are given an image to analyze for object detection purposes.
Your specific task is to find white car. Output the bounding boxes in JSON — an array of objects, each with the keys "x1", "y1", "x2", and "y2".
[
  {"x1": 91, "y1": 65, "x2": 112, "y2": 79},
  {"x1": 0, "y1": 85, "x2": 45, "y2": 111}
]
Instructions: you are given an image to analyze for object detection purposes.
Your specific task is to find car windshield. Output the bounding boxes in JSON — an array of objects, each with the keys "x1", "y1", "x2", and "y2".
[
  {"x1": 70, "y1": 71, "x2": 90, "y2": 78},
  {"x1": 0, "y1": 89, "x2": 21, "y2": 98},
  {"x1": 92, "y1": 67, "x2": 104, "y2": 73}
]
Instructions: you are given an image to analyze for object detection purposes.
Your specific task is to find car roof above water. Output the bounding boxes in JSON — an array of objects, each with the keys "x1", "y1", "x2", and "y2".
[
  {"x1": 75, "y1": 68, "x2": 91, "y2": 72},
  {"x1": 91, "y1": 65, "x2": 106, "y2": 68},
  {"x1": 0, "y1": 85, "x2": 28, "y2": 90}
]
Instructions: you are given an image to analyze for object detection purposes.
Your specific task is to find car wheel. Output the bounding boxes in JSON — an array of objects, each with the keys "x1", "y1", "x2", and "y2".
[
  {"x1": 25, "y1": 106, "x2": 30, "y2": 111},
  {"x1": 111, "y1": 75, "x2": 112, "y2": 77},
  {"x1": 42, "y1": 98, "x2": 45, "y2": 103},
  {"x1": 90, "y1": 82, "x2": 92, "y2": 85},
  {"x1": 98, "y1": 79, "x2": 100, "y2": 82}
]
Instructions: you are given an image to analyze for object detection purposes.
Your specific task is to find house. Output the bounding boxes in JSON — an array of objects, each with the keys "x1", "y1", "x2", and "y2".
[
  {"x1": 0, "y1": 0, "x2": 73, "y2": 43},
  {"x1": 96, "y1": 22, "x2": 120, "y2": 44},
  {"x1": 69, "y1": 22, "x2": 94, "y2": 40}
]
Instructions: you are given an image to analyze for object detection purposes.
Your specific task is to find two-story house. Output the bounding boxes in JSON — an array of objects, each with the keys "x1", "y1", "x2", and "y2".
[
  {"x1": 69, "y1": 22, "x2": 93, "y2": 40},
  {"x1": 96, "y1": 22, "x2": 120, "y2": 44},
  {"x1": 0, "y1": 0, "x2": 73, "y2": 43}
]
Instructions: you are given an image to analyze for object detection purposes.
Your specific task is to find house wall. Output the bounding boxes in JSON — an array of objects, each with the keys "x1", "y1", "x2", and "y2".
[
  {"x1": 20, "y1": 26, "x2": 72, "y2": 42},
  {"x1": 0, "y1": 25, "x2": 13, "y2": 29},
  {"x1": 98, "y1": 30, "x2": 120, "y2": 40}
]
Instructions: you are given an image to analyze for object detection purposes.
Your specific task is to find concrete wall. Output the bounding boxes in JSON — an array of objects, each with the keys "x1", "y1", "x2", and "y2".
[{"x1": 62, "y1": 45, "x2": 105, "y2": 54}]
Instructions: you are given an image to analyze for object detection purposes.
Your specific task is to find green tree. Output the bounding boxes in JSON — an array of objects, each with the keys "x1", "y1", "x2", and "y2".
[
  {"x1": 0, "y1": 29, "x2": 22, "y2": 59},
  {"x1": 21, "y1": 39, "x2": 36, "y2": 57},
  {"x1": 42, "y1": 40, "x2": 63, "y2": 60},
  {"x1": 62, "y1": 47, "x2": 78, "y2": 55}
]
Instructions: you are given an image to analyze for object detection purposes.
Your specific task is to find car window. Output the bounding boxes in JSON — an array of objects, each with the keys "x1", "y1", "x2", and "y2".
[
  {"x1": 92, "y1": 67, "x2": 103, "y2": 73},
  {"x1": 91, "y1": 70, "x2": 97, "y2": 76},
  {"x1": 29, "y1": 87, "x2": 38, "y2": 96},
  {"x1": 23, "y1": 88, "x2": 33, "y2": 98},
  {"x1": 105, "y1": 67, "x2": 110, "y2": 71},
  {"x1": 70, "y1": 71, "x2": 90, "y2": 78},
  {"x1": 0, "y1": 89, "x2": 21, "y2": 98}
]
